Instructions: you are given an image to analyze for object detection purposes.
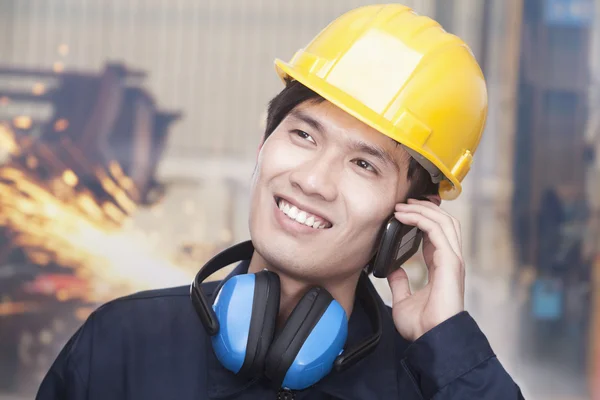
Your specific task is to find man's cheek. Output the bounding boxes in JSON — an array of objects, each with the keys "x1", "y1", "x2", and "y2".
[
  {"x1": 353, "y1": 202, "x2": 392, "y2": 229},
  {"x1": 263, "y1": 139, "x2": 308, "y2": 172},
  {"x1": 354, "y1": 210, "x2": 391, "y2": 248}
]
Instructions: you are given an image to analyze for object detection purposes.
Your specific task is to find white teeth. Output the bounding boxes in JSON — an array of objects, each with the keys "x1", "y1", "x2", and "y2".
[
  {"x1": 296, "y1": 211, "x2": 307, "y2": 224},
  {"x1": 278, "y1": 198, "x2": 329, "y2": 229},
  {"x1": 288, "y1": 206, "x2": 299, "y2": 219}
]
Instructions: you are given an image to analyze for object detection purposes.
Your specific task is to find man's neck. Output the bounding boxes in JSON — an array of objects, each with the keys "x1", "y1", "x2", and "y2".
[{"x1": 247, "y1": 252, "x2": 360, "y2": 328}]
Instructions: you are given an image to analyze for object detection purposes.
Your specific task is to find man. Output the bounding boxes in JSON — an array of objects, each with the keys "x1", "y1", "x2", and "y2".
[{"x1": 37, "y1": 4, "x2": 524, "y2": 399}]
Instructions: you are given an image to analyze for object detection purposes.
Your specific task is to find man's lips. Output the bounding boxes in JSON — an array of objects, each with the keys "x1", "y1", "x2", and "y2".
[{"x1": 274, "y1": 196, "x2": 333, "y2": 229}]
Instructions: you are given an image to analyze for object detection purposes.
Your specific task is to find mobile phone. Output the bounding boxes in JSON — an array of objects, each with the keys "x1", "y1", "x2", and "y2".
[{"x1": 371, "y1": 216, "x2": 423, "y2": 278}]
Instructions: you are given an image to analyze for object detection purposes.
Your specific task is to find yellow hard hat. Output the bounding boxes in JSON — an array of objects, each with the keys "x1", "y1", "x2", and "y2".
[{"x1": 274, "y1": 4, "x2": 488, "y2": 200}]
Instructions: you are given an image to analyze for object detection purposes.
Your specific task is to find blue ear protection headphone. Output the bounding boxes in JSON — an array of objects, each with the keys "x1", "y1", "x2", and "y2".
[{"x1": 190, "y1": 241, "x2": 382, "y2": 390}]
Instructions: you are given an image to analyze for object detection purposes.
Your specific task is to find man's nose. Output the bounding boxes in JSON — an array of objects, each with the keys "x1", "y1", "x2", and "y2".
[{"x1": 289, "y1": 155, "x2": 339, "y2": 202}]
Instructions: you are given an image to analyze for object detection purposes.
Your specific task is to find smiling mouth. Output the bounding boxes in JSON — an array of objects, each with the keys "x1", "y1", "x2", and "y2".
[{"x1": 274, "y1": 197, "x2": 332, "y2": 229}]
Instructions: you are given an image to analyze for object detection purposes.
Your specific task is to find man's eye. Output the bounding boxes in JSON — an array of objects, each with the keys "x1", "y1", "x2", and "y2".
[
  {"x1": 292, "y1": 130, "x2": 316, "y2": 144},
  {"x1": 354, "y1": 159, "x2": 376, "y2": 172}
]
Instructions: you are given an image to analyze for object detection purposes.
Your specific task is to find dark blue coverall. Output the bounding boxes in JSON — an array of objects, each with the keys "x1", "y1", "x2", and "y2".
[{"x1": 36, "y1": 261, "x2": 525, "y2": 399}]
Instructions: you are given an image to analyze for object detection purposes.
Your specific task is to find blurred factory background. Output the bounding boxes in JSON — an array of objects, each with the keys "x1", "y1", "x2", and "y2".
[{"x1": 0, "y1": 0, "x2": 599, "y2": 399}]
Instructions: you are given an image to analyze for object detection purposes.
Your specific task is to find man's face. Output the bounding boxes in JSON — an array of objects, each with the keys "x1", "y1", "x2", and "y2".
[{"x1": 249, "y1": 100, "x2": 411, "y2": 282}]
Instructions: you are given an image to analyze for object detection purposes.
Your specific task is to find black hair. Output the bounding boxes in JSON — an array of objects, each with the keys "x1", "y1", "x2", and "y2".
[{"x1": 264, "y1": 79, "x2": 440, "y2": 200}]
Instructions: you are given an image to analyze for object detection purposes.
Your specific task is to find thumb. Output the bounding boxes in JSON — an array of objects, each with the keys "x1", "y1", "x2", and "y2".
[{"x1": 387, "y1": 267, "x2": 412, "y2": 305}]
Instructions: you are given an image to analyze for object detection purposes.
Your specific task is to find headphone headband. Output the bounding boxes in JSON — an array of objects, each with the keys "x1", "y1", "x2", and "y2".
[
  {"x1": 190, "y1": 241, "x2": 254, "y2": 335},
  {"x1": 190, "y1": 241, "x2": 382, "y2": 372}
]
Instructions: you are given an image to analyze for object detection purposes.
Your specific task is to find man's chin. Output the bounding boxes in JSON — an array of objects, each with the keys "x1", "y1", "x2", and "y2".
[
  {"x1": 253, "y1": 238, "x2": 298, "y2": 266},
  {"x1": 249, "y1": 226, "x2": 371, "y2": 281},
  {"x1": 251, "y1": 237, "x2": 313, "y2": 274}
]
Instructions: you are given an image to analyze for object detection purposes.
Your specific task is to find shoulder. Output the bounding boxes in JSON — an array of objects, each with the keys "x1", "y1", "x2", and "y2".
[
  {"x1": 64, "y1": 280, "x2": 221, "y2": 351},
  {"x1": 38, "y1": 281, "x2": 221, "y2": 393},
  {"x1": 64, "y1": 281, "x2": 219, "y2": 367},
  {"x1": 89, "y1": 280, "x2": 220, "y2": 328},
  {"x1": 99, "y1": 280, "x2": 219, "y2": 309}
]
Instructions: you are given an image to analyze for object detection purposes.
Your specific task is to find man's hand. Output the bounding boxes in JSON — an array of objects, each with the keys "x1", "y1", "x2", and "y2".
[{"x1": 388, "y1": 198, "x2": 465, "y2": 342}]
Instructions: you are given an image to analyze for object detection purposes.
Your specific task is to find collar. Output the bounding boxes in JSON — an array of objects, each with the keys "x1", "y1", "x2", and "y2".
[{"x1": 206, "y1": 260, "x2": 401, "y2": 399}]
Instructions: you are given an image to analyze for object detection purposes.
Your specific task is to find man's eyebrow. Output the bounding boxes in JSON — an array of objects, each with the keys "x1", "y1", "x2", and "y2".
[
  {"x1": 288, "y1": 109, "x2": 400, "y2": 170},
  {"x1": 288, "y1": 109, "x2": 325, "y2": 134},
  {"x1": 350, "y1": 140, "x2": 400, "y2": 170}
]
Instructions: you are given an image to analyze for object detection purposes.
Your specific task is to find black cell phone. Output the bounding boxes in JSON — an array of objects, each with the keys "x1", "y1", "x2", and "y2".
[{"x1": 371, "y1": 216, "x2": 423, "y2": 278}]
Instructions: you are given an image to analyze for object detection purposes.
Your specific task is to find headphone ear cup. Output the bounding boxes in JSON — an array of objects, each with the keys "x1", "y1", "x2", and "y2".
[
  {"x1": 237, "y1": 270, "x2": 280, "y2": 378},
  {"x1": 264, "y1": 287, "x2": 348, "y2": 390},
  {"x1": 211, "y1": 270, "x2": 280, "y2": 378}
]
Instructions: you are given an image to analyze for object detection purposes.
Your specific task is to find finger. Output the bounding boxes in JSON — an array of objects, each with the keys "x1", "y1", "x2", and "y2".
[
  {"x1": 405, "y1": 199, "x2": 463, "y2": 250},
  {"x1": 394, "y1": 211, "x2": 460, "y2": 263},
  {"x1": 387, "y1": 267, "x2": 412, "y2": 304},
  {"x1": 395, "y1": 204, "x2": 462, "y2": 259}
]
